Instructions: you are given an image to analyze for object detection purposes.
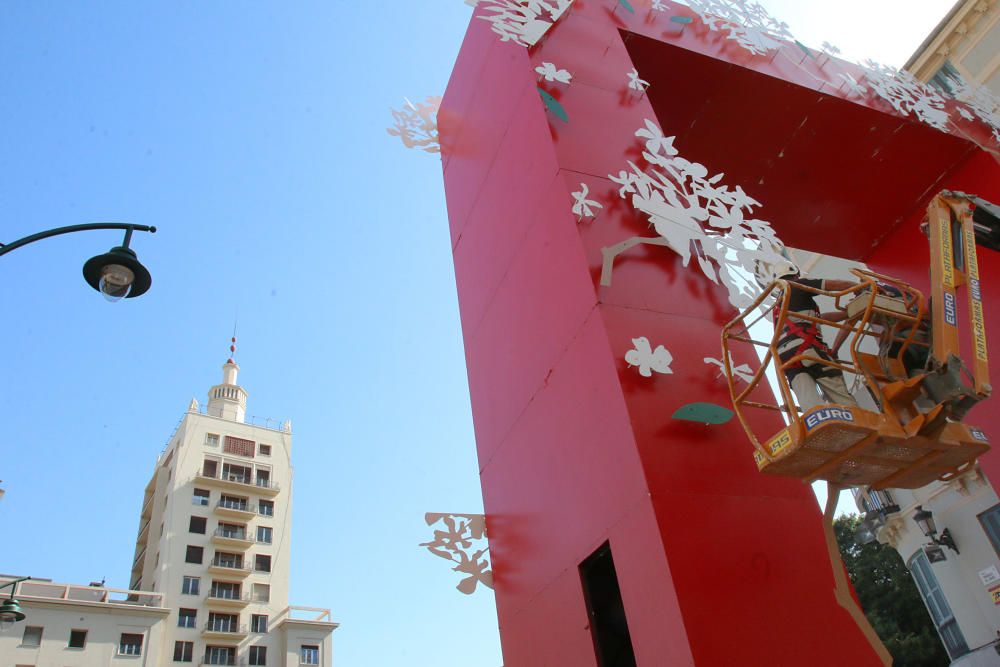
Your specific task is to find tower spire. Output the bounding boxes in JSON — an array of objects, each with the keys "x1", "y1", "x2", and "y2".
[{"x1": 207, "y1": 333, "x2": 248, "y2": 422}]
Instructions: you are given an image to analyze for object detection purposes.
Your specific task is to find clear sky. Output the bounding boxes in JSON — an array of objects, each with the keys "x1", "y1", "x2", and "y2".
[{"x1": 0, "y1": 1, "x2": 957, "y2": 665}]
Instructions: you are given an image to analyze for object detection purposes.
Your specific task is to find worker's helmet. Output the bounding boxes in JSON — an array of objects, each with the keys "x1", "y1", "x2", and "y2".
[{"x1": 753, "y1": 250, "x2": 799, "y2": 288}]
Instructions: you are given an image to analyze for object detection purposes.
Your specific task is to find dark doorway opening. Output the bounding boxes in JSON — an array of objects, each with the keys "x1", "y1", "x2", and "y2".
[{"x1": 580, "y1": 541, "x2": 637, "y2": 667}]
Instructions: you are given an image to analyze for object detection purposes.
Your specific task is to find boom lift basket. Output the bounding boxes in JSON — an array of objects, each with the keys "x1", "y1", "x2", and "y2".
[{"x1": 721, "y1": 194, "x2": 991, "y2": 489}]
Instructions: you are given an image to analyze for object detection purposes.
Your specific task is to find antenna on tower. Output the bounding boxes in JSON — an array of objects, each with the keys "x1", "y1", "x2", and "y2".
[{"x1": 228, "y1": 314, "x2": 238, "y2": 364}]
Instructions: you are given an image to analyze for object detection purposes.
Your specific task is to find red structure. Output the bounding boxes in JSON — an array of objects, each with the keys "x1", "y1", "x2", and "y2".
[{"x1": 439, "y1": 2, "x2": 1000, "y2": 664}]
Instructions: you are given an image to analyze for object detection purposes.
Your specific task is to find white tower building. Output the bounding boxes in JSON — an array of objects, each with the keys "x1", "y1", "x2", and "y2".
[{"x1": 129, "y1": 349, "x2": 336, "y2": 666}]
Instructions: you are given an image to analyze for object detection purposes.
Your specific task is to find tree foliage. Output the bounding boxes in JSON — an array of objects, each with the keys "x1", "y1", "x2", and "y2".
[{"x1": 834, "y1": 514, "x2": 950, "y2": 666}]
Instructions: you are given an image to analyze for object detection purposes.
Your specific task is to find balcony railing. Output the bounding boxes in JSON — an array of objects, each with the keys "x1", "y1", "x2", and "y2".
[
  {"x1": 217, "y1": 500, "x2": 256, "y2": 513},
  {"x1": 196, "y1": 471, "x2": 280, "y2": 493},
  {"x1": 214, "y1": 528, "x2": 250, "y2": 541},
  {"x1": 199, "y1": 658, "x2": 245, "y2": 666},
  {"x1": 203, "y1": 622, "x2": 248, "y2": 634},
  {"x1": 207, "y1": 591, "x2": 251, "y2": 603},
  {"x1": 210, "y1": 559, "x2": 250, "y2": 572}
]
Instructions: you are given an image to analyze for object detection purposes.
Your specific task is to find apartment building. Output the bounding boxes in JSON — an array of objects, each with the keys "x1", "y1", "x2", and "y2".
[
  {"x1": 129, "y1": 357, "x2": 336, "y2": 666},
  {"x1": 0, "y1": 356, "x2": 337, "y2": 666},
  {"x1": 905, "y1": 0, "x2": 1000, "y2": 95}
]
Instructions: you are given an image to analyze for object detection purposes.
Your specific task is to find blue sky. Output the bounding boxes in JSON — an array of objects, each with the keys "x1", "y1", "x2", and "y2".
[{"x1": 0, "y1": 1, "x2": 955, "y2": 665}]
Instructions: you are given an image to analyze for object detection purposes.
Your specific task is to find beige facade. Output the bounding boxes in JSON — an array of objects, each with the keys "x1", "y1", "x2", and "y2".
[
  {"x1": 855, "y1": 472, "x2": 1000, "y2": 665},
  {"x1": 128, "y1": 359, "x2": 337, "y2": 666},
  {"x1": 905, "y1": 0, "x2": 1000, "y2": 94},
  {"x1": 1, "y1": 359, "x2": 336, "y2": 666},
  {"x1": 0, "y1": 578, "x2": 170, "y2": 666}
]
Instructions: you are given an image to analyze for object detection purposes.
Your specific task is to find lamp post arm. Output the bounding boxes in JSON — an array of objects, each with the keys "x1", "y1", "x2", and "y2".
[
  {"x1": 0, "y1": 576, "x2": 31, "y2": 597},
  {"x1": 0, "y1": 224, "x2": 156, "y2": 258}
]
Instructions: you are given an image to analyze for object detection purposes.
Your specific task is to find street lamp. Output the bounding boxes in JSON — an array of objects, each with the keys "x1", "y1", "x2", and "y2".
[
  {"x1": 0, "y1": 223, "x2": 156, "y2": 301},
  {"x1": 0, "y1": 577, "x2": 31, "y2": 631},
  {"x1": 913, "y1": 505, "x2": 960, "y2": 554}
]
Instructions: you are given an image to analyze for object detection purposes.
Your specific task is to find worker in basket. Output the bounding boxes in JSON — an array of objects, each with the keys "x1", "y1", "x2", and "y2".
[{"x1": 755, "y1": 257, "x2": 860, "y2": 413}]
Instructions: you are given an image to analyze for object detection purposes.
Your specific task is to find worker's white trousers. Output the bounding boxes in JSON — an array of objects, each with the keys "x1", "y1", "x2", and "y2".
[{"x1": 790, "y1": 357, "x2": 858, "y2": 411}]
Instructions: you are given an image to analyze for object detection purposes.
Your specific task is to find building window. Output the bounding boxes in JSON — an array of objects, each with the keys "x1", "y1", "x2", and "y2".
[
  {"x1": 190, "y1": 516, "x2": 207, "y2": 534},
  {"x1": 219, "y1": 494, "x2": 248, "y2": 511},
  {"x1": 193, "y1": 488, "x2": 210, "y2": 506},
  {"x1": 21, "y1": 625, "x2": 43, "y2": 647},
  {"x1": 210, "y1": 581, "x2": 242, "y2": 600},
  {"x1": 909, "y1": 550, "x2": 970, "y2": 659},
  {"x1": 205, "y1": 433, "x2": 220, "y2": 447},
  {"x1": 257, "y1": 526, "x2": 273, "y2": 544},
  {"x1": 258, "y1": 500, "x2": 274, "y2": 517},
  {"x1": 258, "y1": 443, "x2": 271, "y2": 456},
  {"x1": 68, "y1": 629, "x2": 88, "y2": 648},
  {"x1": 252, "y1": 583, "x2": 270, "y2": 602},
  {"x1": 205, "y1": 646, "x2": 236, "y2": 665},
  {"x1": 224, "y1": 435, "x2": 256, "y2": 458},
  {"x1": 119, "y1": 633, "x2": 144, "y2": 656},
  {"x1": 579, "y1": 541, "x2": 637, "y2": 667},
  {"x1": 222, "y1": 462, "x2": 252, "y2": 484},
  {"x1": 301, "y1": 645, "x2": 320, "y2": 665},
  {"x1": 178, "y1": 608, "x2": 197, "y2": 628},
  {"x1": 218, "y1": 522, "x2": 246, "y2": 540},
  {"x1": 186, "y1": 545, "x2": 204, "y2": 564},
  {"x1": 173, "y1": 640, "x2": 194, "y2": 662},
  {"x1": 203, "y1": 458, "x2": 219, "y2": 478},
  {"x1": 251, "y1": 614, "x2": 268, "y2": 633},
  {"x1": 207, "y1": 612, "x2": 238, "y2": 632},
  {"x1": 182, "y1": 576, "x2": 200, "y2": 595},
  {"x1": 979, "y1": 504, "x2": 1000, "y2": 556},
  {"x1": 255, "y1": 554, "x2": 272, "y2": 573},
  {"x1": 214, "y1": 552, "x2": 243, "y2": 569},
  {"x1": 255, "y1": 469, "x2": 271, "y2": 489},
  {"x1": 929, "y1": 60, "x2": 962, "y2": 96},
  {"x1": 249, "y1": 645, "x2": 267, "y2": 665}
]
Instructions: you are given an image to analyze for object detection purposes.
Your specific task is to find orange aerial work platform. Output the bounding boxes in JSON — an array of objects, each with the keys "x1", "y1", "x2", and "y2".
[{"x1": 722, "y1": 192, "x2": 992, "y2": 490}]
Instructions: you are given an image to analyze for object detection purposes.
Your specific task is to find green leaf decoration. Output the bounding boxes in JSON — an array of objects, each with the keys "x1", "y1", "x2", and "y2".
[
  {"x1": 669, "y1": 15, "x2": 693, "y2": 24},
  {"x1": 537, "y1": 87, "x2": 569, "y2": 123},
  {"x1": 619, "y1": 0, "x2": 635, "y2": 12},
  {"x1": 795, "y1": 40, "x2": 815, "y2": 59},
  {"x1": 672, "y1": 402, "x2": 735, "y2": 425}
]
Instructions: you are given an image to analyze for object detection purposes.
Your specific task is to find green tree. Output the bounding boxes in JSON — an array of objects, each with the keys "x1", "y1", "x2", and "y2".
[{"x1": 834, "y1": 513, "x2": 950, "y2": 666}]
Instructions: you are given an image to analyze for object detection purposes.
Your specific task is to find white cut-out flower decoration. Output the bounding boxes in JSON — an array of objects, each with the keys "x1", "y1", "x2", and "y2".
[
  {"x1": 535, "y1": 62, "x2": 573, "y2": 84},
  {"x1": 477, "y1": 0, "x2": 575, "y2": 47},
  {"x1": 609, "y1": 119, "x2": 786, "y2": 312},
  {"x1": 420, "y1": 513, "x2": 493, "y2": 595},
  {"x1": 704, "y1": 355, "x2": 754, "y2": 383},
  {"x1": 678, "y1": 0, "x2": 793, "y2": 56},
  {"x1": 949, "y1": 75, "x2": 1000, "y2": 142},
  {"x1": 958, "y1": 106, "x2": 976, "y2": 121},
  {"x1": 651, "y1": 0, "x2": 667, "y2": 10},
  {"x1": 627, "y1": 68, "x2": 650, "y2": 92},
  {"x1": 387, "y1": 96, "x2": 442, "y2": 153},
  {"x1": 839, "y1": 73, "x2": 866, "y2": 98},
  {"x1": 821, "y1": 41, "x2": 841, "y2": 56},
  {"x1": 625, "y1": 337, "x2": 673, "y2": 377},
  {"x1": 859, "y1": 59, "x2": 950, "y2": 131},
  {"x1": 571, "y1": 183, "x2": 602, "y2": 220}
]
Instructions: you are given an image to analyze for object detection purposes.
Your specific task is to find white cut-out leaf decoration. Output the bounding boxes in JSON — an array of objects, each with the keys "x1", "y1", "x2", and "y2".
[
  {"x1": 477, "y1": 0, "x2": 575, "y2": 47},
  {"x1": 571, "y1": 183, "x2": 602, "y2": 220},
  {"x1": 652, "y1": 0, "x2": 667, "y2": 9},
  {"x1": 839, "y1": 73, "x2": 866, "y2": 98},
  {"x1": 625, "y1": 337, "x2": 673, "y2": 377},
  {"x1": 704, "y1": 355, "x2": 754, "y2": 383},
  {"x1": 609, "y1": 119, "x2": 786, "y2": 312},
  {"x1": 948, "y1": 74, "x2": 1000, "y2": 142},
  {"x1": 535, "y1": 62, "x2": 573, "y2": 84},
  {"x1": 859, "y1": 59, "x2": 949, "y2": 131},
  {"x1": 387, "y1": 96, "x2": 442, "y2": 153},
  {"x1": 821, "y1": 41, "x2": 841, "y2": 56},
  {"x1": 420, "y1": 513, "x2": 493, "y2": 595},
  {"x1": 627, "y1": 68, "x2": 650, "y2": 92},
  {"x1": 677, "y1": 0, "x2": 793, "y2": 56}
]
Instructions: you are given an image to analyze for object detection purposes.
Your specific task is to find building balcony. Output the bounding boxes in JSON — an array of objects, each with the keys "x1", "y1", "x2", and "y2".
[
  {"x1": 211, "y1": 529, "x2": 254, "y2": 550},
  {"x1": 194, "y1": 472, "x2": 280, "y2": 497},
  {"x1": 205, "y1": 592, "x2": 251, "y2": 609},
  {"x1": 201, "y1": 622, "x2": 249, "y2": 641},
  {"x1": 214, "y1": 501, "x2": 256, "y2": 520},
  {"x1": 199, "y1": 658, "x2": 246, "y2": 666},
  {"x1": 208, "y1": 561, "x2": 252, "y2": 579}
]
